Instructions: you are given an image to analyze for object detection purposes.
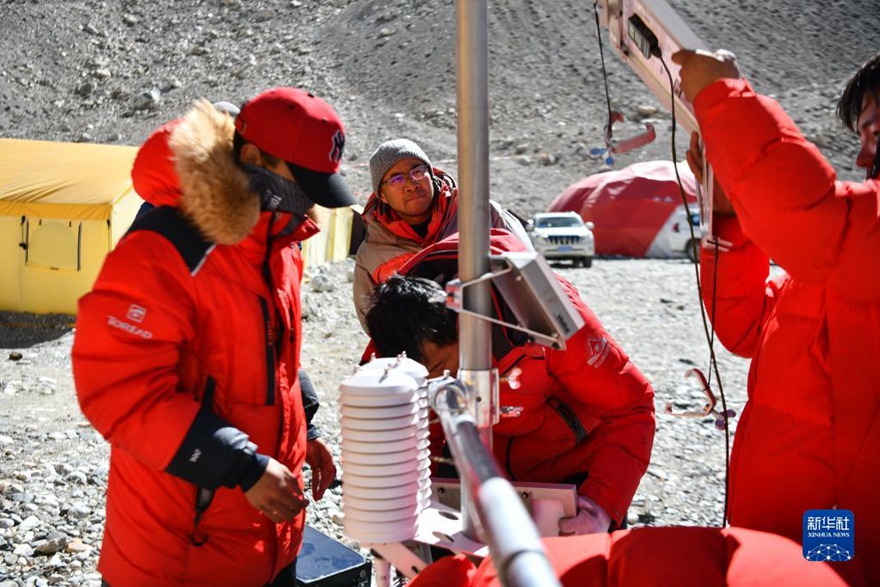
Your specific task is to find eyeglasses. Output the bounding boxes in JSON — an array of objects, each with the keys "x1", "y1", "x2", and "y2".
[{"x1": 382, "y1": 164, "x2": 429, "y2": 189}]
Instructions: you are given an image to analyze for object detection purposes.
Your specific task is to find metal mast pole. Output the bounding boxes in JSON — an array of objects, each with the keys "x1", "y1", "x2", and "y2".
[{"x1": 455, "y1": 0, "x2": 494, "y2": 541}]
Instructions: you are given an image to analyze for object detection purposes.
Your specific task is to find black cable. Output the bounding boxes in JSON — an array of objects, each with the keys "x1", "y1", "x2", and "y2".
[
  {"x1": 590, "y1": 4, "x2": 732, "y2": 526},
  {"x1": 592, "y1": 1, "x2": 615, "y2": 137},
  {"x1": 658, "y1": 54, "x2": 732, "y2": 527}
]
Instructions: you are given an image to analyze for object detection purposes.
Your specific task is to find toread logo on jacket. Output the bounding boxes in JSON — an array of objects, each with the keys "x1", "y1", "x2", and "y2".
[
  {"x1": 587, "y1": 337, "x2": 610, "y2": 368},
  {"x1": 106, "y1": 314, "x2": 153, "y2": 339},
  {"x1": 126, "y1": 304, "x2": 147, "y2": 323}
]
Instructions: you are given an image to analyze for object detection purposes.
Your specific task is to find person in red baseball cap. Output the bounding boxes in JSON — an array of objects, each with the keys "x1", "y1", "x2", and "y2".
[
  {"x1": 73, "y1": 87, "x2": 351, "y2": 587},
  {"x1": 234, "y1": 87, "x2": 355, "y2": 212}
]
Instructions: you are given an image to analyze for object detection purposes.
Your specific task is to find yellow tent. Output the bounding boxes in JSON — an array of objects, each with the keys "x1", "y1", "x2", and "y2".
[
  {"x1": 301, "y1": 204, "x2": 362, "y2": 271},
  {"x1": 0, "y1": 138, "x2": 141, "y2": 315}
]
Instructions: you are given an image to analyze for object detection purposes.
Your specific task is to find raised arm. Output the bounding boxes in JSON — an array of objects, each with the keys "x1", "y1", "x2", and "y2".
[{"x1": 675, "y1": 50, "x2": 880, "y2": 286}]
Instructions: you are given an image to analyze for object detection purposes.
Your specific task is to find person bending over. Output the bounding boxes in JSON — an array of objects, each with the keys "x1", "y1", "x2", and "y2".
[{"x1": 365, "y1": 261, "x2": 655, "y2": 535}]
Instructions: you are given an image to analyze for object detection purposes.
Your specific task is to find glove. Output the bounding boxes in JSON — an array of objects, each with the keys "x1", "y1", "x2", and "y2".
[{"x1": 558, "y1": 495, "x2": 612, "y2": 535}]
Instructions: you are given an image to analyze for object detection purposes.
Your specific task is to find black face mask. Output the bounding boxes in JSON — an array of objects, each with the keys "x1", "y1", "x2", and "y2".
[
  {"x1": 868, "y1": 133, "x2": 880, "y2": 181},
  {"x1": 244, "y1": 164, "x2": 314, "y2": 216}
]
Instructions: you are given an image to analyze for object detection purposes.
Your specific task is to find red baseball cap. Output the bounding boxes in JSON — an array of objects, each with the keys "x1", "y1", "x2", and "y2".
[{"x1": 235, "y1": 87, "x2": 355, "y2": 208}]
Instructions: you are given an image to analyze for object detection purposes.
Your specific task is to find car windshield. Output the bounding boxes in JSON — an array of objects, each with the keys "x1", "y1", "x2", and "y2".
[{"x1": 535, "y1": 216, "x2": 582, "y2": 228}]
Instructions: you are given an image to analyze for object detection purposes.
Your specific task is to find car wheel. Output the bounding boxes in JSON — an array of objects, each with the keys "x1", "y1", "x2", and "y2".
[
  {"x1": 580, "y1": 257, "x2": 593, "y2": 268},
  {"x1": 686, "y1": 239, "x2": 699, "y2": 263}
]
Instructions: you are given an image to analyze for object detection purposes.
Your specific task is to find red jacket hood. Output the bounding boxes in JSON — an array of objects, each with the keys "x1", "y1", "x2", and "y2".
[
  {"x1": 131, "y1": 120, "x2": 184, "y2": 210},
  {"x1": 131, "y1": 100, "x2": 260, "y2": 245}
]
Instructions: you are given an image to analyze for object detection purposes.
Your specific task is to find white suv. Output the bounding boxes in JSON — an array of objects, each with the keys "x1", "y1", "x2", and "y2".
[
  {"x1": 662, "y1": 205, "x2": 702, "y2": 261},
  {"x1": 528, "y1": 212, "x2": 595, "y2": 268}
]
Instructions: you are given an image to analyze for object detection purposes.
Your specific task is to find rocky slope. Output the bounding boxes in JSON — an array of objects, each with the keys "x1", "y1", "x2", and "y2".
[{"x1": 1, "y1": 0, "x2": 875, "y2": 211}]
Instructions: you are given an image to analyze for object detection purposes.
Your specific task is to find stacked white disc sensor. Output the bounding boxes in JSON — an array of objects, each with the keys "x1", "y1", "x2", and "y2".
[{"x1": 339, "y1": 356, "x2": 431, "y2": 544}]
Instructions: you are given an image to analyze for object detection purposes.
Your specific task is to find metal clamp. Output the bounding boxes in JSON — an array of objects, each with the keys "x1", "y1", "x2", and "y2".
[
  {"x1": 589, "y1": 111, "x2": 657, "y2": 164},
  {"x1": 664, "y1": 368, "x2": 736, "y2": 430}
]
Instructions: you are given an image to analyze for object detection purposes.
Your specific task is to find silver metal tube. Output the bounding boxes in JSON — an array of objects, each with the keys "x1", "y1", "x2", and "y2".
[
  {"x1": 436, "y1": 392, "x2": 561, "y2": 587},
  {"x1": 458, "y1": 369, "x2": 496, "y2": 447},
  {"x1": 456, "y1": 0, "x2": 493, "y2": 541},
  {"x1": 455, "y1": 0, "x2": 492, "y2": 380}
]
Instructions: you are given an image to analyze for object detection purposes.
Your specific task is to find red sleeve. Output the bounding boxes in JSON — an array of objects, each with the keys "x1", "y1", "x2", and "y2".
[
  {"x1": 693, "y1": 78, "x2": 880, "y2": 285},
  {"x1": 699, "y1": 214, "x2": 782, "y2": 358},
  {"x1": 72, "y1": 231, "x2": 201, "y2": 472},
  {"x1": 407, "y1": 555, "x2": 476, "y2": 587},
  {"x1": 546, "y1": 279, "x2": 655, "y2": 524}
]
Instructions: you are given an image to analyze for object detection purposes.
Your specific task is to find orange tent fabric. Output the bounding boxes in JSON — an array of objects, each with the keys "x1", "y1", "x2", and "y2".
[{"x1": 549, "y1": 160, "x2": 698, "y2": 258}]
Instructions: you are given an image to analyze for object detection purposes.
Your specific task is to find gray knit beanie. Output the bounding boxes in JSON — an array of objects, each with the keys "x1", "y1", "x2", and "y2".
[{"x1": 369, "y1": 139, "x2": 433, "y2": 195}]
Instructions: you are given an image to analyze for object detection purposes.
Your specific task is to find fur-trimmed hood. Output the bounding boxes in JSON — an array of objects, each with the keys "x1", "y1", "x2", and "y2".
[{"x1": 131, "y1": 100, "x2": 259, "y2": 244}]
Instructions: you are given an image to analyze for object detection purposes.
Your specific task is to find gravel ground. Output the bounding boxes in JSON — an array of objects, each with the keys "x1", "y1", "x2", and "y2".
[{"x1": 0, "y1": 257, "x2": 752, "y2": 585}]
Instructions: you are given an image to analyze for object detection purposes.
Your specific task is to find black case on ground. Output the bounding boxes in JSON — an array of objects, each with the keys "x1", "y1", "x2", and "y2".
[{"x1": 297, "y1": 526, "x2": 371, "y2": 587}]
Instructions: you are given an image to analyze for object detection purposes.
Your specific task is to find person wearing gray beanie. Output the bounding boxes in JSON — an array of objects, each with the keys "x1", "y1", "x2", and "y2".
[
  {"x1": 353, "y1": 137, "x2": 533, "y2": 331},
  {"x1": 366, "y1": 138, "x2": 439, "y2": 227},
  {"x1": 369, "y1": 138, "x2": 434, "y2": 197}
]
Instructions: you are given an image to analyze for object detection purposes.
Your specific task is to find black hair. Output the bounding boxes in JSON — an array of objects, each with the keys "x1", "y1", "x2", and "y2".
[
  {"x1": 232, "y1": 131, "x2": 282, "y2": 167},
  {"x1": 837, "y1": 52, "x2": 880, "y2": 133},
  {"x1": 366, "y1": 275, "x2": 458, "y2": 362}
]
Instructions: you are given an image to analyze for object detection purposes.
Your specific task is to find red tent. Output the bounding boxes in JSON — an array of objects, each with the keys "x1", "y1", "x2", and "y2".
[{"x1": 549, "y1": 161, "x2": 699, "y2": 258}]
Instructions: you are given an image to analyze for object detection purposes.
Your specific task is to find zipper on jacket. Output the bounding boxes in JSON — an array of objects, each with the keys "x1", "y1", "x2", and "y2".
[
  {"x1": 546, "y1": 396, "x2": 589, "y2": 444},
  {"x1": 259, "y1": 297, "x2": 276, "y2": 406},
  {"x1": 260, "y1": 220, "x2": 283, "y2": 407}
]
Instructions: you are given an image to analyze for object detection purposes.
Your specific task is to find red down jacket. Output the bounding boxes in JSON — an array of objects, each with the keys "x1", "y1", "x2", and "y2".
[
  {"x1": 407, "y1": 526, "x2": 860, "y2": 587},
  {"x1": 72, "y1": 103, "x2": 316, "y2": 586},
  {"x1": 398, "y1": 231, "x2": 655, "y2": 526},
  {"x1": 695, "y1": 78, "x2": 880, "y2": 584}
]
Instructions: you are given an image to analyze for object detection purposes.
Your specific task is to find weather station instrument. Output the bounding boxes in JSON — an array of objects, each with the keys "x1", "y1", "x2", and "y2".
[
  {"x1": 594, "y1": 0, "x2": 726, "y2": 249},
  {"x1": 329, "y1": 2, "x2": 731, "y2": 586}
]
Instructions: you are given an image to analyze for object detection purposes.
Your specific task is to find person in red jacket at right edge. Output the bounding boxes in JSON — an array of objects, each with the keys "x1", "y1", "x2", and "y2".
[{"x1": 673, "y1": 49, "x2": 880, "y2": 585}]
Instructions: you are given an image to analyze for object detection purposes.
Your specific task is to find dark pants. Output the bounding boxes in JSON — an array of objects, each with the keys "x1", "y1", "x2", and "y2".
[
  {"x1": 268, "y1": 559, "x2": 298, "y2": 587},
  {"x1": 102, "y1": 560, "x2": 298, "y2": 587}
]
